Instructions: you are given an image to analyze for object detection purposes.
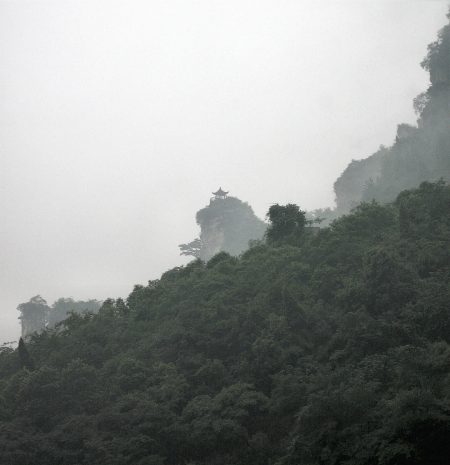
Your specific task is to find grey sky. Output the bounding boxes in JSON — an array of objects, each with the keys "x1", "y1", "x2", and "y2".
[{"x1": 1, "y1": 0, "x2": 448, "y2": 343}]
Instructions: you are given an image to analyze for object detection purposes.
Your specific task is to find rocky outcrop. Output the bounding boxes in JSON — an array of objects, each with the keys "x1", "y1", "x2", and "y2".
[{"x1": 180, "y1": 195, "x2": 266, "y2": 261}]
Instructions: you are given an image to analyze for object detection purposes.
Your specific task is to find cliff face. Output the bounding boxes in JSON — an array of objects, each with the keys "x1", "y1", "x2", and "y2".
[
  {"x1": 334, "y1": 147, "x2": 388, "y2": 213},
  {"x1": 180, "y1": 196, "x2": 267, "y2": 261},
  {"x1": 17, "y1": 295, "x2": 49, "y2": 338},
  {"x1": 20, "y1": 317, "x2": 44, "y2": 338},
  {"x1": 333, "y1": 13, "x2": 450, "y2": 213},
  {"x1": 198, "y1": 216, "x2": 225, "y2": 261}
]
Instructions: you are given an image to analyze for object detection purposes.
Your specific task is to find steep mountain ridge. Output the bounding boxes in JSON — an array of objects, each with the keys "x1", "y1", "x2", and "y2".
[{"x1": 333, "y1": 12, "x2": 450, "y2": 214}]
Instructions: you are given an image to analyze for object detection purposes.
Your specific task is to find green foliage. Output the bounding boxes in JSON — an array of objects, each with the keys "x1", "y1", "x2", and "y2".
[
  {"x1": 265, "y1": 204, "x2": 306, "y2": 245},
  {"x1": 2, "y1": 182, "x2": 450, "y2": 464}
]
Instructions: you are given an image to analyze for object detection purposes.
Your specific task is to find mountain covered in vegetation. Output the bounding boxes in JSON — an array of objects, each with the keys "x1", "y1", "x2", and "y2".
[
  {"x1": 2, "y1": 10, "x2": 450, "y2": 465},
  {"x1": 332, "y1": 11, "x2": 450, "y2": 215},
  {"x1": 1, "y1": 181, "x2": 450, "y2": 465},
  {"x1": 179, "y1": 193, "x2": 266, "y2": 261}
]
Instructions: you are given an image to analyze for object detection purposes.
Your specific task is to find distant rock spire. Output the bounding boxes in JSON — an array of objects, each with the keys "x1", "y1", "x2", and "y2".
[{"x1": 179, "y1": 191, "x2": 266, "y2": 261}]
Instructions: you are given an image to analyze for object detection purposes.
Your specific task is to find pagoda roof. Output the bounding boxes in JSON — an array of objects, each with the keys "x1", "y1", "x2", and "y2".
[{"x1": 212, "y1": 187, "x2": 229, "y2": 196}]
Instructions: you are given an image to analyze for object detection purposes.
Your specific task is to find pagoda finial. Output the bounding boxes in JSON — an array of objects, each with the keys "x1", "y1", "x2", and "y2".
[{"x1": 212, "y1": 187, "x2": 229, "y2": 199}]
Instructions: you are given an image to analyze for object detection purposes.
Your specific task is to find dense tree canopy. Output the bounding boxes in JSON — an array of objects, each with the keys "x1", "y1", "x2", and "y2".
[
  {"x1": 265, "y1": 204, "x2": 306, "y2": 245},
  {"x1": 2, "y1": 181, "x2": 450, "y2": 465}
]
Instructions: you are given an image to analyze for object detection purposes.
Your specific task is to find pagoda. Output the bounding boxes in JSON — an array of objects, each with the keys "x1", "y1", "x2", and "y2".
[{"x1": 212, "y1": 187, "x2": 229, "y2": 199}]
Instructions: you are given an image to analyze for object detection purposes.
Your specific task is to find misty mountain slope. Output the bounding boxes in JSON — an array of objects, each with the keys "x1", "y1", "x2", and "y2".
[
  {"x1": 334, "y1": 146, "x2": 389, "y2": 212},
  {"x1": 1, "y1": 181, "x2": 450, "y2": 465},
  {"x1": 179, "y1": 194, "x2": 266, "y2": 261},
  {"x1": 17, "y1": 297, "x2": 102, "y2": 338},
  {"x1": 334, "y1": 12, "x2": 450, "y2": 213}
]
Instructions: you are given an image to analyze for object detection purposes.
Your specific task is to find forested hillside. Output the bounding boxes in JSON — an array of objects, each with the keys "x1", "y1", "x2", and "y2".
[
  {"x1": 1, "y1": 181, "x2": 450, "y2": 465},
  {"x1": 333, "y1": 12, "x2": 450, "y2": 214}
]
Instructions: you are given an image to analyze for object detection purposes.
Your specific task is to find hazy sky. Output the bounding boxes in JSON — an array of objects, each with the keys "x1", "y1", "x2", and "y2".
[{"x1": 1, "y1": 0, "x2": 449, "y2": 343}]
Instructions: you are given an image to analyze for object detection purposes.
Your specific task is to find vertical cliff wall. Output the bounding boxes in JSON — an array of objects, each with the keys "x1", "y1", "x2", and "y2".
[{"x1": 180, "y1": 195, "x2": 267, "y2": 261}]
